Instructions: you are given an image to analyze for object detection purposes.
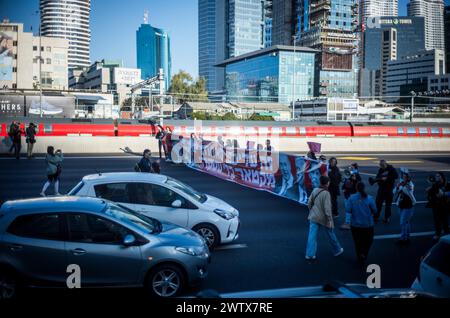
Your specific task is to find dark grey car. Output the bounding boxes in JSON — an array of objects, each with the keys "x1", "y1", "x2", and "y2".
[{"x1": 0, "y1": 196, "x2": 210, "y2": 299}]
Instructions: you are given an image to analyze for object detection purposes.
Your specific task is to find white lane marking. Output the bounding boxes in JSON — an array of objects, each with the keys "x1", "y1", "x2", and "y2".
[
  {"x1": 359, "y1": 172, "x2": 376, "y2": 177},
  {"x1": 215, "y1": 244, "x2": 248, "y2": 251},
  {"x1": 374, "y1": 231, "x2": 435, "y2": 240}
]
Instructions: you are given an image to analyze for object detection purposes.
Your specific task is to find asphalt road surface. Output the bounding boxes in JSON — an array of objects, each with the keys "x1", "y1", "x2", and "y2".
[{"x1": 1, "y1": 151, "x2": 449, "y2": 297}]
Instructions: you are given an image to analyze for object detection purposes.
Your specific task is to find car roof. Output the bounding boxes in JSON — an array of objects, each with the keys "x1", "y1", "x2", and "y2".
[
  {"x1": 0, "y1": 196, "x2": 108, "y2": 214},
  {"x1": 82, "y1": 172, "x2": 168, "y2": 184}
]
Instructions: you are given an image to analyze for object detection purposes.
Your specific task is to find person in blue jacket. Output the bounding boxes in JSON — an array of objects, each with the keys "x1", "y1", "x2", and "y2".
[{"x1": 346, "y1": 182, "x2": 377, "y2": 264}]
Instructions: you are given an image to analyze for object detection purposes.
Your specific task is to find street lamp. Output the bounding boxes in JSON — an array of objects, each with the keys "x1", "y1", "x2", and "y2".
[
  {"x1": 292, "y1": 34, "x2": 299, "y2": 121},
  {"x1": 410, "y1": 91, "x2": 416, "y2": 123}
]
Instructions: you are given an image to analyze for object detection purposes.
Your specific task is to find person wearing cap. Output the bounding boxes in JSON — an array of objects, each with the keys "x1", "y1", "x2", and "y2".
[
  {"x1": 26, "y1": 122, "x2": 37, "y2": 158},
  {"x1": 393, "y1": 169, "x2": 416, "y2": 244}
]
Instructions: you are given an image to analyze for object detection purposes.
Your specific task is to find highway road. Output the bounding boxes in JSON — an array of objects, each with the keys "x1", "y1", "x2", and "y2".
[{"x1": 1, "y1": 151, "x2": 449, "y2": 297}]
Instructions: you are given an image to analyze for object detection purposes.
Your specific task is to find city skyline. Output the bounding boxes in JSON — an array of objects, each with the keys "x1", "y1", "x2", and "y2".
[{"x1": 1, "y1": 0, "x2": 449, "y2": 80}]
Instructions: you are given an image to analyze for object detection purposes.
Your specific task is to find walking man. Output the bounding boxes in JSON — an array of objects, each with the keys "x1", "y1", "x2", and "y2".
[
  {"x1": 394, "y1": 171, "x2": 416, "y2": 244},
  {"x1": 305, "y1": 176, "x2": 344, "y2": 261},
  {"x1": 328, "y1": 157, "x2": 342, "y2": 218}
]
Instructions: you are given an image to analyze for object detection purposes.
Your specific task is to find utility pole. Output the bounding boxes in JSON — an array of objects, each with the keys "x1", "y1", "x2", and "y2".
[
  {"x1": 410, "y1": 91, "x2": 416, "y2": 123},
  {"x1": 292, "y1": 34, "x2": 297, "y2": 121}
]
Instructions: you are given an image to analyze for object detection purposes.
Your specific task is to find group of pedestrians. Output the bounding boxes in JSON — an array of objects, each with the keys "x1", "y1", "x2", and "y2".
[
  {"x1": 305, "y1": 157, "x2": 450, "y2": 264},
  {"x1": 8, "y1": 121, "x2": 37, "y2": 159}
]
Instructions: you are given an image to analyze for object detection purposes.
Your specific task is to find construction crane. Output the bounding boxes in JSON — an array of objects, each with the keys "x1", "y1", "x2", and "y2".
[{"x1": 129, "y1": 68, "x2": 165, "y2": 116}]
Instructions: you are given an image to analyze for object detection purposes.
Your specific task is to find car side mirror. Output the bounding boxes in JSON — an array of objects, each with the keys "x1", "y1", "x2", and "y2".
[
  {"x1": 172, "y1": 199, "x2": 182, "y2": 208},
  {"x1": 123, "y1": 234, "x2": 136, "y2": 246}
]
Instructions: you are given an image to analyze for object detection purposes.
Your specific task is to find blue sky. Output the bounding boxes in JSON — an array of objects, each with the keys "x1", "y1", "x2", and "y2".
[{"x1": 1, "y1": 0, "x2": 448, "y2": 78}]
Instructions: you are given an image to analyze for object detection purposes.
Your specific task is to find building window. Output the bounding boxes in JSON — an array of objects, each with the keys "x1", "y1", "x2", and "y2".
[
  {"x1": 41, "y1": 46, "x2": 44, "y2": 52},
  {"x1": 46, "y1": 46, "x2": 51, "y2": 52},
  {"x1": 33, "y1": 46, "x2": 37, "y2": 51},
  {"x1": 13, "y1": 41, "x2": 17, "y2": 46},
  {"x1": 12, "y1": 84, "x2": 17, "y2": 89},
  {"x1": 12, "y1": 67, "x2": 17, "y2": 73},
  {"x1": 46, "y1": 58, "x2": 51, "y2": 64}
]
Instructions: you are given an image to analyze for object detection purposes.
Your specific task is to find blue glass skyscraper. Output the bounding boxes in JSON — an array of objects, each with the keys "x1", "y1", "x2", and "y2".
[{"x1": 136, "y1": 23, "x2": 172, "y2": 90}]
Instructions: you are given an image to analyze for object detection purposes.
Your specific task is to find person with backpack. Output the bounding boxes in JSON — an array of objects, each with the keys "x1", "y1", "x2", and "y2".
[
  {"x1": 40, "y1": 146, "x2": 63, "y2": 196},
  {"x1": 393, "y1": 170, "x2": 416, "y2": 244},
  {"x1": 305, "y1": 176, "x2": 344, "y2": 261},
  {"x1": 346, "y1": 182, "x2": 377, "y2": 264},
  {"x1": 426, "y1": 172, "x2": 450, "y2": 240},
  {"x1": 340, "y1": 164, "x2": 362, "y2": 230},
  {"x1": 25, "y1": 123, "x2": 37, "y2": 158}
]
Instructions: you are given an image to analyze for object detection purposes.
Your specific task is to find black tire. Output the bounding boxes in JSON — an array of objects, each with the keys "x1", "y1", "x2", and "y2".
[
  {"x1": 145, "y1": 264, "x2": 185, "y2": 298},
  {"x1": 192, "y1": 223, "x2": 220, "y2": 249},
  {"x1": 0, "y1": 268, "x2": 19, "y2": 300}
]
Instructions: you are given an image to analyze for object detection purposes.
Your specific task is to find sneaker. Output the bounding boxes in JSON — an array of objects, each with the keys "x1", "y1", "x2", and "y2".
[
  {"x1": 334, "y1": 248, "x2": 344, "y2": 257},
  {"x1": 40, "y1": 192, "x2": 46, "y2": 197},
  {"x1": 340, "y1": 223, "x2": 351, "y2": 230},
  {"x1": 29, "y1": 100, "x2": 63, "y2": 115}
]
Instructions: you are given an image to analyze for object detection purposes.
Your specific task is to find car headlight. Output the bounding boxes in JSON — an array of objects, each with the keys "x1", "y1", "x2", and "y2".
[
  {"x1": 214, "y1": 209, "x2": 235, "y2": 220},
  {"x1": 175, "y1": 246, "x2": 205, "y2": 256}
]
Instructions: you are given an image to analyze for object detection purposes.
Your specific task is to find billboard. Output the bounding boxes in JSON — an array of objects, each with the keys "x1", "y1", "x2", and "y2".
[
  {"x1": 114, "y1": 68, "x2": 141, "y2": 85},
  {"x1": 26, "y1": 95, "x2": 76, "y2": 118},
  {"x1": 0, "y1": 31, "x2": 14, "y2": 81},
  {"x1": 0, "y1": 95, "x2": 25, "y2": 117}
]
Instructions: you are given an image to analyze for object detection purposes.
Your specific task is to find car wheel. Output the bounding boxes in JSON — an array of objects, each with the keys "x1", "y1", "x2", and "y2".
[
  {"x1": 0, "y1": 270, "x2": 18, "y2": 300},
  {"x1": 193, "y1": 223, "x2": 220, "y2": 249},
  {"x1": 146, "y1": 264, "x2": 185, "y2": 298}
]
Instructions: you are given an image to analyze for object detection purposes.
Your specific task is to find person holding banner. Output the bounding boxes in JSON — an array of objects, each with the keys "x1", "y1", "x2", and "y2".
[
  {"x1": 328, "y1": 157, "x2": 342, "y2": 218},
  {"x1": 305, "y1": 176, "x2": 344, "y2": 261}
]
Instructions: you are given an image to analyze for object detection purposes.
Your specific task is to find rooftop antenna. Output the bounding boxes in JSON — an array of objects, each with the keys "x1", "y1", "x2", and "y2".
[{"x1": 143, "y1": 10, "x2": 149, "y2": 24}]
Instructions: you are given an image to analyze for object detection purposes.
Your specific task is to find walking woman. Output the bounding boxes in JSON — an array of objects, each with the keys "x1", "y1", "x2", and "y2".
[
  {"x1": 346, "y1": 182, "x2": 377, "y2": 264},
  {"x1": 394, "y1": 171, "x2": 416, "y2": 244},
  {"x1": 305, "y1": 176, "x2": 344, "y2": 261},
  {"x1": 40, "y1": 146, "x2": 63, "y2": 196},
  {"x1": 25, "y1": 122, "x2": 37, "y2": 158}
]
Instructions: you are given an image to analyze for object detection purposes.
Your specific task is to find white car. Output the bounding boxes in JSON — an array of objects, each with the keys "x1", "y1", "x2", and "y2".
[
  {"x1": 68, "y1": 173, "x2": 240, "y2": 248},
  {"x1": 412, "y1": 235, "x2": 450, "y2": 297}
]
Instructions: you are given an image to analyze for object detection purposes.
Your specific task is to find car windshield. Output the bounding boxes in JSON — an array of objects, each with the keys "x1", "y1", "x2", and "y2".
[
  {"x1": 165, "y1": 177, "x2": 207, "y2": 203},
  {"x1": 68, "y1": 181, "x2": 84, "y2": 195},
  {"x1": 104, "y1": 203, "x2": 162, "y2": 234}
]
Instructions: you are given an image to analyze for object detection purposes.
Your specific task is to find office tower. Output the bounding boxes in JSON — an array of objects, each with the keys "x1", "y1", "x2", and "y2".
[
  {"x1": 361, "y1": 0, "x2": 398, "y2": 21},
  {"x1": 136, "y1": 19, "x2": 171, "y2": 90},
  {"x1": 39, "y1": 0, "x2": 91, "y2": 69},
  {"x1": 198, "y1": 0, "x2": 268, "y2": 93},
  {"x1": 445, "y1": 6, "x2": 450, "y2": 73},
  {"x1": 408, "y1": 0, "x2": 445, "y2": 50},
  {"x1": 380, "y1": 28, "x2": 397, "y2": 95},
  {"x1": 296, "y1": 0, "x2": 359, "y2": 98}
]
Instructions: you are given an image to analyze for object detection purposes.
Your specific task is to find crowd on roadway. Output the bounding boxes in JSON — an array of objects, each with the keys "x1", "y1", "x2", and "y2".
[
  {"x1": 6, "y1": 121, "x2": 450, "y2": 267},
  {"x1": 304, "y1": 154, "x2": 450, "y2": 266}
]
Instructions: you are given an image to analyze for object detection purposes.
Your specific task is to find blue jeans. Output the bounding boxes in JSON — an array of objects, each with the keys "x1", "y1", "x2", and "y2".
[
  {"x1": 306, "y1": 221, "x2": 343, "y2": 258},
  {"x1": 400, "y1": 208, "x2": 414, "y2": 240}
]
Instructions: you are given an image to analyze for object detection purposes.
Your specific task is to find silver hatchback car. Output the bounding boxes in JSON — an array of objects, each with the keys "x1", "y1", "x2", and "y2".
[{"x1": 0, "y1": 196, "x2": 210, "y2": 299}]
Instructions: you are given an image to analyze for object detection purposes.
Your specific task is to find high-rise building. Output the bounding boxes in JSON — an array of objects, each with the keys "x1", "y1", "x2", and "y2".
[
  {"x1": 0, "y1": 21, "x2": 69, "y2": 90},
  {"x1": 408, "y1": 0, "x2": 445, "y2": 50},
  {"x1": 445, "y1": 6, "x2": 450, "y2": 73},
  {"x1": 296, "y1": 0, "x2": 359, "y2": 98},
  {"x1": 361, "y1": 0, "x2": 398, "y2": 20},
  {"x1": 136, "y1": 22, "x2": 171, "y2": 91},
  {"x1": 360, "y1": 16, "x2": 425, "y2": 96},
  {"x1": 385, "y1": 49, "x2": 446, "y2": 99},
  {"x1": 272, "y1": 0, "x2": 297, "y2": 46},
  {"x1": 39, "y1": 0, "x2": 91, "y2": 70},
  {"x1": 264, "y1": 1, "x2": 273, "y2": 48},
  {"x1": 198, "y1": 0, "x2": 269, "y2": 93}
]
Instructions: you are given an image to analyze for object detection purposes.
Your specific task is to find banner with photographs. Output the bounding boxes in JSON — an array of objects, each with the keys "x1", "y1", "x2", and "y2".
[
  {"x1": 0, "y1": 31, "x2": 14, "y2": 81},
  {"x1": 168, "y1": 136, "x2": 328, "y2": 205}
]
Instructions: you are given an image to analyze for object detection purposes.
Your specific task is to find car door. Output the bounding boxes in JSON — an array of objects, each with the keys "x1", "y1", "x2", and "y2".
[
  {"x1": 421, "y1": 241, "x2": 450, "y2": 297},
  {"x1": 3, "y1": 213, "x2": 67, "y2": 285},
  {"x1": 64, "y1": 213, "x2": 143, "y2": 286},
  {"x1": 127, "y1": 182, "x2": 189, "y2": 228}
]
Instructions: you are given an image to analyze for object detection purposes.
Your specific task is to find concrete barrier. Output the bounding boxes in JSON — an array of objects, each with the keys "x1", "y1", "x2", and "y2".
[{"x1": 1, "y1": 136, "x2": 449, "y2": 154}]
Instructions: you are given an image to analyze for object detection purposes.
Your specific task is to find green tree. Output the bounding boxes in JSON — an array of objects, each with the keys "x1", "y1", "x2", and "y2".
[
  {"x1": 169, "y1": 71, "x2": 208, "y2": 102},
  {"x1": 121, "y1": 97, "x2": 149, "y2": 111},
  {"x1": 222, "y1": 112, "x2": 238, "y2": 120},
  {"x1": 248, "y1": 113, "x2": 275, "y2": 121}
]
